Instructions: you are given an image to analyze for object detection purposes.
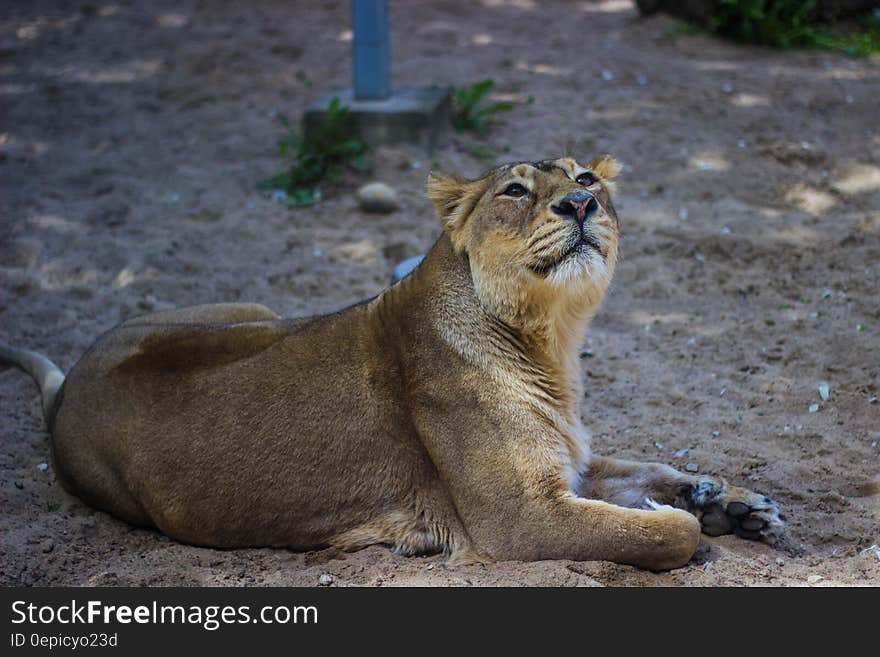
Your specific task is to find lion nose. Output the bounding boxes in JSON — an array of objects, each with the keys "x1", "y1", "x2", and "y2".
[{"x1": 552, "y1": 192, "x2": 598, "y2": 223}]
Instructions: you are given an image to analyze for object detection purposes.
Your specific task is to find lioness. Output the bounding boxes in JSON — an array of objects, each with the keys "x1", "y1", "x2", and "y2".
[{"x1": 2, "y1": 157, "x2": 782, "y2": 571}]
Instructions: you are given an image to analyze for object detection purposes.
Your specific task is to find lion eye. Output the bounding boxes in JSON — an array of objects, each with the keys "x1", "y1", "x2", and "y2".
[
  {"x1": 576, "y1": 172, "x2": 597, "y2": 186},
  {"x1": 502, "y1": 183, "x2": 528, "y2": 198}
]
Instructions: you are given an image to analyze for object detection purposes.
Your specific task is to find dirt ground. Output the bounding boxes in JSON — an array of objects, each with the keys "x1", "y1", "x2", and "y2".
[{"x1": 1, "y1": 0, "x2": 879, "y2": 587}]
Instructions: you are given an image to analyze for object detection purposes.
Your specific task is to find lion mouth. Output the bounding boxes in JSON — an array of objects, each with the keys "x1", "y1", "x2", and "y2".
[{"x1": 529, "y1": 235, "x2": 603, "y2": 276}]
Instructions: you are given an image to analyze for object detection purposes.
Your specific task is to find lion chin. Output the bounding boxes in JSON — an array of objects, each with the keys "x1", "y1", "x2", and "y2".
[{"x1": 541, "y1": 243, "x2": 611, "y2": 289}]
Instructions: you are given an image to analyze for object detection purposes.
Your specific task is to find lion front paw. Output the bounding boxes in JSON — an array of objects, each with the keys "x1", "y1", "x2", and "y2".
[{"x1": 681, "y1": 479, "x2": 785, "y2": 546}]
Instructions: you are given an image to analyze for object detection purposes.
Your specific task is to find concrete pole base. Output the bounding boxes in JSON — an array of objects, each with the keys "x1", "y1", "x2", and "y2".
[{"x1": 303, "y1": 86, "x2": 451, "y2": 153}]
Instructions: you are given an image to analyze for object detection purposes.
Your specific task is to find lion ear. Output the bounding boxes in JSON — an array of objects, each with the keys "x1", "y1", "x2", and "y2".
[
  {"x1": 427, "y1": 172, "x2": 477, "y2": 235},
  {"x1": 587, "y1": 155, "x2": 622, "y2": 182}
]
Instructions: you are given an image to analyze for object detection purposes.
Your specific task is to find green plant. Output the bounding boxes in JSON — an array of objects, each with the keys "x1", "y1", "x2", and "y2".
[
  {"x1": 260, "y1": 98, "x2": 369, "y2": 208},
  {"x1": 707, "y1": 0, "x2": 818, "y2": 48},
  {"x1": 696, "y1": 0, "x2": 880, "y2": 56},
  {"x1": 450, "y1": 79, "x2": 514, "y2": 134}
]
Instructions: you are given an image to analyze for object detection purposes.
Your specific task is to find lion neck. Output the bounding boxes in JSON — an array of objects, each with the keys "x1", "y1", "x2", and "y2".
[{"x1": 412, "y1": 234, "x2": 607, "y2": 407}]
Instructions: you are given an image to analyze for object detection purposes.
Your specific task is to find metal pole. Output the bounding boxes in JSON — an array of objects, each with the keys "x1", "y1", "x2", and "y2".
[{"x1": 352, "y1": 0, "x2": 390, "y2": 100}]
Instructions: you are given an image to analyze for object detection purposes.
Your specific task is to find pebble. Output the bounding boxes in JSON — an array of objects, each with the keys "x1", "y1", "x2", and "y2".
[
  {"x1": 318, "y1": 574, "x2": 334, "y2": 586},
  {"x1": 808, "y1": 403, "x2": 820, "y2": 413},
  {"x1": 37, "y1": 463, "x2": 48, "y2": 472},
  {"x1": 869, "y1": 397, "x2": 878, "y2": 404},
  {"x1": 41, "y1": 540, "x2": 54, "y2": 554},
  {"x1": 860, "y1": 545, "x2": 880, "y2": 561},
  {"x1": 601, "y1": 69, "x2": 614, "y2": 81},
  {"x1": 674, "y1": 448, "x2": 689, "y2": 458},
  {"x1": 818, "y1": 382, "x2": 830, "y2": 401},
  {"x1": 356, "y1": 182, "x2": 400, "y2": 213},
  {"x1": 685, "y1": 463, "x2": 699, "y2": 473},
  {"x1": 806, "y1": 574, "x2": 823, "y2": 584},
  {"x1": 775, "y1": 557, "x2": 785, "y2": 567}
]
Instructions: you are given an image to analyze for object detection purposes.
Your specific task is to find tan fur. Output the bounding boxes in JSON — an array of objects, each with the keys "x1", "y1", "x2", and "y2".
[{"x1": 38, "y1": 157, "x2": 782, "y2": 572}]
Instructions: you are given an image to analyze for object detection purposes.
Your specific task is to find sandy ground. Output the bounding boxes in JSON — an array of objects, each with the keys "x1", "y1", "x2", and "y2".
[{"x1": 1, "y1": 0, "x2": 879, "y2": 587}]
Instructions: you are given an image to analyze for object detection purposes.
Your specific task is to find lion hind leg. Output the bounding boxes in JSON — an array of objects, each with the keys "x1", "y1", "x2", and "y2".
[{"x1": 331, "y1": 511, "x2": 443, "y2": 557}]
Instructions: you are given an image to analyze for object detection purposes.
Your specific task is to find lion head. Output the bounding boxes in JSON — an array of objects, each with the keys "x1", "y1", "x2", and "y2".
[{"x1": 427, "y1": 156, "x2": 621, "y2": 343}]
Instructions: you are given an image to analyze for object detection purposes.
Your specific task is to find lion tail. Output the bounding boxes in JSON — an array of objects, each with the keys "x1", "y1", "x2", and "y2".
[{"x1": 0, "y1": 341, "x2": 65, "y2": 426}]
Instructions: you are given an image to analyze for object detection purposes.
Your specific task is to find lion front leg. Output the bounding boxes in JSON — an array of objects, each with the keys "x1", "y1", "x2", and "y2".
[{"x1": 579, "y1": 456, "x2": 785, "y2": 545}]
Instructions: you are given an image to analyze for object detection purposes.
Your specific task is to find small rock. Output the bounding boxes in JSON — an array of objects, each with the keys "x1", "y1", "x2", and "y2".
[
  {"x1": 806, "y1": 574, "x2": 823, "y2": 584},
  {"x1": 685, "y1": 463, "x2": 699, "y2": 473},
  {"x1": 775, "y1": 557, "x2": 785, "y2": 567},
  {"x1": 41, "y1": 540, "x2": 54, "y2": 553},
  {"x1": 318, "y1": 573, "x2": 334, "y2": 586},
  {"x1": 869, "y1": 397, "x2": 878, "y2": 404},
  {"x1": 821, "y1": 290, "x2": 833, "y2": 299},
  {"x1": 818, "y1": 382, "x2": 830, "y2": 401},
  {"x1": 356, "y1": 182, "x2": 400, "y2": 213},
  {"x1": 37, "y1": 463, "x2": 48, "y2": 472},
  {"x1": 426, "y1": 564, "x2": 434, "y2": 570},
  {"x1": 14, "y1": 481, "x2": 23, "y2": 489},
  {"x1": 678, "y1": 207, "x2": 688, "y2": 221},
  {"x1": 860, "y1": 545, "x2": 880, "y2": 561},
  {"x1": 808, "y1": 403, "x2": 820, "y2": 413},
  {"x1": 711, "y1": 431, "x2": 720, "y2": 437},
  {"x1": 722, "y1": 82, "x2": 734, "y2": 94},
  {"x1": 654, "y1": 442, "x2": 663, "y2": 450},
  {"x1": 601, "y1": 69, "x2": 614, "y2": 81},
  {"x1": 674, "y1": 448, "x2": 689, "y2": 458}
]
